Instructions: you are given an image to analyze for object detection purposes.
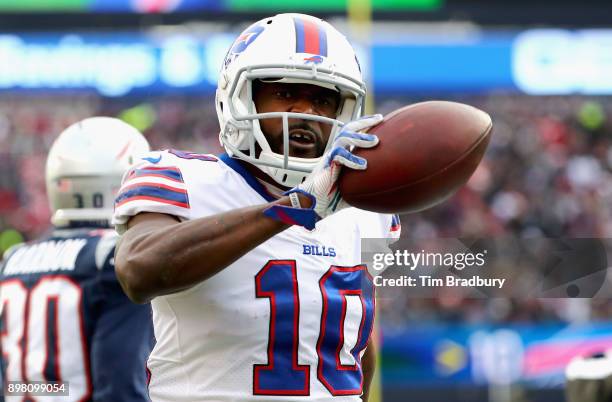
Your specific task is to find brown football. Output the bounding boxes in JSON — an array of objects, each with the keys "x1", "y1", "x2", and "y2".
[{"x1": 338, "y1": 101, "x2": 492, "y2": 213}]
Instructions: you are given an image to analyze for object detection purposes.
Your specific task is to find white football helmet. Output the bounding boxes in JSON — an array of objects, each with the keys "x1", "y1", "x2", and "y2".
[
  {"x1": 216, "y1": 13, "x2": 366, "y2": 187},
  {"x1": 46, "y1": 117, "x2": 150, "y2": 226}
]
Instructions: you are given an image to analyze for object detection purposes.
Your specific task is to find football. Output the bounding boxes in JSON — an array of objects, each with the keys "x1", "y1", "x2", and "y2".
[{"x1": 338, "y1": 101, "x2": 492, "y2": 213}]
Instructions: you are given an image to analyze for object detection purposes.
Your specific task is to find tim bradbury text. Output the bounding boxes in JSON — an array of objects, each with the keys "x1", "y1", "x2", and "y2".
[{"x1": 374, "y1": 275, "x2": 506, "y2": 289}]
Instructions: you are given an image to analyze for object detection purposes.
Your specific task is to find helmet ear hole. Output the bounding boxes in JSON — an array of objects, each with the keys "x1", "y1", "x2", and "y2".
[
  {"x1": 220, "y1": 102, "x2": 224, "y2": 112},
  {"x1": 266, "y1": 19, "x2": 273, "y2": 24}
]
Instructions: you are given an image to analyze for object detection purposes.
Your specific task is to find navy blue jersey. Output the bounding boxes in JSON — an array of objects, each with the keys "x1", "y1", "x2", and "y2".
[{"x1": 0, "y1": 227, "x2": 154, "y2": 401}]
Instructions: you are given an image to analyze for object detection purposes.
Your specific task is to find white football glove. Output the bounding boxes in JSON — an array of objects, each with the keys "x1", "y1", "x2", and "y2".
[
  {"x1": 263, "y1": 114, "x2": 382, "y2": 230},
  {"x1": 298, "y1": 114, "x2": 382, "y2": 218}
]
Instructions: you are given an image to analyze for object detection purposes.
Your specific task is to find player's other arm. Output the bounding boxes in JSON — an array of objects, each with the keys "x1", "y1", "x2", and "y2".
[
  {"x1": 361, "y1": 342, "x2": 376, "y2": 402},
  {"x1": 115, "y1": 195, "x2": 311, "y2": 304}
]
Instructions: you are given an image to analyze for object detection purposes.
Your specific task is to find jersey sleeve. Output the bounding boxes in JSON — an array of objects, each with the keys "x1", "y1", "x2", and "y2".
[{"x1": 113, "y1": 150, "x2": 192, "y2": 234}]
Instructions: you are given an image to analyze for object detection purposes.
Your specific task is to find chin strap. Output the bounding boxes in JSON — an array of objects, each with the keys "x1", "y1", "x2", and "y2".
[
  {"x1": 263, "y1": 189, "x2": 320, "y2": 230},
  {"x1": 259, "y1": 157, "x2": 314, "y2": 188}
]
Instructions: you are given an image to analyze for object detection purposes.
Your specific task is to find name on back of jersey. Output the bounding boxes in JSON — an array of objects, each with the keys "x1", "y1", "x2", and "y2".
[{"x1": 3, "y1": 239, "x2": 87, "y2": 275}]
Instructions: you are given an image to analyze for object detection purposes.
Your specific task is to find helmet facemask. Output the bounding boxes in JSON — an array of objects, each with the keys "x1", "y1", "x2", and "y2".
[
  {"x1": 216, "y1": 13, "x2": 366, "y2": 187},
  {"x1": 219, "y1": 63, "x2": 365, "y2": 187}
]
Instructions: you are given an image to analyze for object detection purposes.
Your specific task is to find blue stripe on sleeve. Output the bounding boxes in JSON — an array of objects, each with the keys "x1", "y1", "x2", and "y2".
[
  {"x1": 115, "y1": 185, "x2": 189, "y2": 207},
  {"x1": 135, "y1": 168, "x2": 183, "y2": 182}
]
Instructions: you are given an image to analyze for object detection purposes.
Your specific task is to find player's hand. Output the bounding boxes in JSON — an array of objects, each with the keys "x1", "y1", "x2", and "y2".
[
  {"x1": 298, "y1": 114, "x2": 381, "y2": 219},
  {"x1": 263, "y1": 114, "x2": 381, "y2": 230}
]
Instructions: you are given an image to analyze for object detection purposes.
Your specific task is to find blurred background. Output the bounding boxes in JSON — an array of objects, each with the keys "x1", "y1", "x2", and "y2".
[{"x1": 0, "y1": 0, "x2": 611, "y2": 401}]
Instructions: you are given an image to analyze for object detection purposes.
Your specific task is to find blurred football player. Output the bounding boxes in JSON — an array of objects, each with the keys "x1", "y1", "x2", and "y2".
[
  {"x1": 114, "y1": 13, "x2": 400, "y2": 402},
  {"x1": 566, "y1": 351, "x2": 612, "y2": 402},
  {"x1": 0, "y1": 117, "x2": 154, "y2": 401}
]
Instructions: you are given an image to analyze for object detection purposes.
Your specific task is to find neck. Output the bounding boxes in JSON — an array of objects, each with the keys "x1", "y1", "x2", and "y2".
[{"x1": 241, "y1": 160, "x2": 290, "y2": 196}]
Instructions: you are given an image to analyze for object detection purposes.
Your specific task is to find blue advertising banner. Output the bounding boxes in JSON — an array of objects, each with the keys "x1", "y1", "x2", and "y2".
[
  {"x1": 0, "y1": 33, "x2": 230, "y2": 96},
  {"x1": 372, "y1": 36, "x2": 516, "y2": 93},
  {"x1": 0, "y1": 29, "x2": 611, "y2": 96}
]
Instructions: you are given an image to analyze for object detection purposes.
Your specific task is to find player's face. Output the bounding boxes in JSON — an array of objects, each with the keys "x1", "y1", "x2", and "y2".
[{"x1": 253, "y1": 81, "x2": 340, "y2": 159}]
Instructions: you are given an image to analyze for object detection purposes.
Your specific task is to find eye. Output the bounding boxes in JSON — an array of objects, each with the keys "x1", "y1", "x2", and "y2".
[
  {"x1": 315, "y1": 95, "x2": 338, "y2": 110},
  {"x1": 275, "y1": 90, "x2": 292, "y2": 99},
  {"x1": 315, "y1": 97, "x2": 331, "y2": 106}
]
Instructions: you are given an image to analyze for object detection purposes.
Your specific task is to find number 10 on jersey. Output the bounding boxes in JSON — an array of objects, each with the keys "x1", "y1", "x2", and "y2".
[{"x1": 254, "y1": 260, "x2": 375, "y2": 396}]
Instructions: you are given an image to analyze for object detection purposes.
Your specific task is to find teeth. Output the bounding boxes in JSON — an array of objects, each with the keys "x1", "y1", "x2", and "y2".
[
  {"x1": 290, "y1": 133, "x2": 308, "y2": 141},
  {"x1": 289, "y1": 133, "x2": 311, "y2": 140}
]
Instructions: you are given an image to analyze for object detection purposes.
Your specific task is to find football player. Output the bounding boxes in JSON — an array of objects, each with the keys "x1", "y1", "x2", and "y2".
[
  {"x1": 113, "y1": 13, "x2": 400, "y2": 402},
  {"x1": 0, "y1": 117, "x2": 154, "y2": 401}
]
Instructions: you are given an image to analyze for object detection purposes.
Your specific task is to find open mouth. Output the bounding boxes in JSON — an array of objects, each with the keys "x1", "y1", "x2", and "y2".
[{"x1": 289, "y1": 129, "x2": 317, "y2": 145}]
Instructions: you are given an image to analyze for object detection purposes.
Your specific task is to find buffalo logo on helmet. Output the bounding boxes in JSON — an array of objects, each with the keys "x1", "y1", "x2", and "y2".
[
  {"x1": 223, "y1": 24, "x2": 265, "y2": 68},
  {"x1": 303, "y1": 55, "x2": 325, "y2": 65}
]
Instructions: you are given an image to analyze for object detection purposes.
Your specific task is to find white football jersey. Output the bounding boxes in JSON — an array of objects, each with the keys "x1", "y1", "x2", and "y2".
[{"x1": 113, "y1": 150, "x2": 400, "y2": 402}]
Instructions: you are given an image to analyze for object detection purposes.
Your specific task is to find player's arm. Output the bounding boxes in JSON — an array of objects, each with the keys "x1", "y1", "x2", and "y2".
[
  {"x1": 116, "y1": 116, "x2": 381, "y2": 304},
  {"x1": 115, "y1": 194, "x2": 312, "y2": 304},
  {"x1": 361, "y1": 342, "x2": 376, "y2": 402}
]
